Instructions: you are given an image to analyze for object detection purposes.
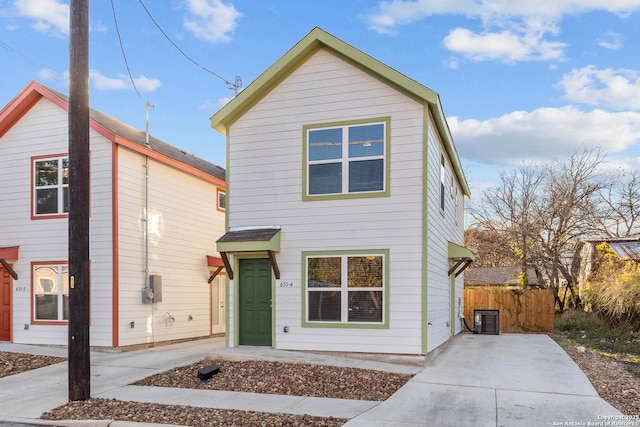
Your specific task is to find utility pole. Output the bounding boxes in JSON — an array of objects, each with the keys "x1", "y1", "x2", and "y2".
[{"x1": 68, "y1": 0, "x2": 91, "y2": 401}]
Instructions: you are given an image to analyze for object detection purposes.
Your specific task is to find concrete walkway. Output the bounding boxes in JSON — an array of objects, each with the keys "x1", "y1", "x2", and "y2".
[{"x1": 0, "y1": 334, "x2": 634, "y2": 427}]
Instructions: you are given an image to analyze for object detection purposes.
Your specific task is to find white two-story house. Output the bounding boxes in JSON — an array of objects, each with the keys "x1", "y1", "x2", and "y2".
[
  {"x1": 210, "y1": 28, "x2": 474, "y2": 356},
  {"x1": 0, "y1": 81, "x2": 227, "y2": 349}
]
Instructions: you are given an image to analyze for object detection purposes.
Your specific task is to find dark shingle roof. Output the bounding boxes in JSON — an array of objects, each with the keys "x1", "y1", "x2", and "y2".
[
  {"x1": 217, "y1": 228, "x2": 280, "y2": 243},
  {"x1": 465, "y1": 266, "x2": 538, "y2": 287},
  {"x1": 46, "y1": 85, "x2": 225, "y2": 182}
]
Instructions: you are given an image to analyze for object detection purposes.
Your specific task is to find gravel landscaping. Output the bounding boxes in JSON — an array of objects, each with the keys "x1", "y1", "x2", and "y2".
[
  {"x1": 558, "y1": 340, "x2": 640, "y2": 416},
  {"x1": 0, "y1": 351, "x2": 66, "y2": 378},
  {"x1": 134, "y1": 359, "x2": 412, "y2": 401}
]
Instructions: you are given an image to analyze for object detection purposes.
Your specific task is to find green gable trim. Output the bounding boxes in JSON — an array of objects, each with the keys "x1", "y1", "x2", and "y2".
[
  {"x1": 422, "y1": 107, "x2": 429, "y2": 355},
  {"x1": 210, "y1": 27, "x2": 470, "y2": 198}
]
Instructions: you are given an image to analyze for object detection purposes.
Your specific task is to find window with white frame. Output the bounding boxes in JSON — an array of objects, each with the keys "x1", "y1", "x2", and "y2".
[
  {"x1": 306, "y1": 252, "x2": 386, "y2": 324},
  {"x1": 306, "y1": 120, "x2": 387, "y2": 197},
  {"x1": 33, "y1": 264, "x2": 69, "y2": 322},
  {"x1": 33, "y1": 156, "x2": 69, "y2": 216}
]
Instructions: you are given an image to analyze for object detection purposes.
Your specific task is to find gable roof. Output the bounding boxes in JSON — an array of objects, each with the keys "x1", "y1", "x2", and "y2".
[
  {"x1": 0, "y1": 81, "x2": 225, "y2": 185},
  {"x1": 465, "y1": 266, "x2": 538, "y2": 287},
  {"x1": 210, "y1": 27, "x2": 469, "y2": 197}
]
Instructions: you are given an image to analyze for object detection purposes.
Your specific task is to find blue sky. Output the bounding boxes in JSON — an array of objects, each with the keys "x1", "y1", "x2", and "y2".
[{"x1": 1, "y1": 0, "x2": 639, "y2": 194}]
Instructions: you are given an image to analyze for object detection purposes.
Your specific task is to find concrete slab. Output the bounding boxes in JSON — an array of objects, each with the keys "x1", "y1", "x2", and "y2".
[
  {"x1": 497, "y1": 389, "x2": 626, "y2": 426},
  {"x1": 0, "y1": 362, "x2": 69, "y2": 418},
  {"x1": 415, "y1": 334, "x2": 597, "y2": 395},
  {"x1": 345, "y1": 382, "x2": 497, "y2": 427},
  {"x1": 96, "y1": 385, "x2": 378, "y2": 419}
]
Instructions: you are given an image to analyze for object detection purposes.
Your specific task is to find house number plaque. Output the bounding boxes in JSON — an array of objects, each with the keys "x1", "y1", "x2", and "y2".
[{"x1": 278, "y1": 280, "x2": 296, "y2": 288}]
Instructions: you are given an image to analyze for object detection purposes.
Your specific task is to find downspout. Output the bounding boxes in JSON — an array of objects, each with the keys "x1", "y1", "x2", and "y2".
[{"x1": 145, "y1": 100, "x2": 155, "y2": 345}]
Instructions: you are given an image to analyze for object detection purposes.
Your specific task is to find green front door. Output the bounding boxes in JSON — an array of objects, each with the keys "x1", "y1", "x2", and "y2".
[{"x1": 238, "y1": 258, "x2": 272, "y2": 346}]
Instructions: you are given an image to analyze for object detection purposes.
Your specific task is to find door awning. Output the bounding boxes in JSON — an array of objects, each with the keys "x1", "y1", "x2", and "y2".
[
  {"x1": 0, "y1": 246, "x2": 19, "y2": 280},
  {"x1": 206, "y1": 256, "x2": 225, "y2": 283},
  {"x1": 216, "y1": 227, "x2": 281, "y2": 280},
  {"x1": 448, "y1": 242, "x2": 475, "y2": 278}
]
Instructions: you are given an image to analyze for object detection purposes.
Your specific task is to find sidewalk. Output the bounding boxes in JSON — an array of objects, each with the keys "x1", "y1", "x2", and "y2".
[{"x1": 0, "y1": 334, "x2": 634, "y2": 427}]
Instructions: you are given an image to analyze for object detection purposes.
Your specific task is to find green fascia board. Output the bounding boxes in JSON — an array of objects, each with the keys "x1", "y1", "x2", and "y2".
[
  {"x1": 217, "y1": 233, "x2": 281, "y2": 253},
  {"x1": 210, "y1": 27, "x2": 471, "y2": 198},
  {"x1": 448, "y1": 241, "x2": 476, "y2": 262}
]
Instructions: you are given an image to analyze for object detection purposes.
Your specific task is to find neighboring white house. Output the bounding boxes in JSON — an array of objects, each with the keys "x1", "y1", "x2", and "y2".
[
  {"x1": 0, "y1": 81, "x2": 227, "y2": 348},
  {"x1": 210, "y1": 28, "x2": 474, "y2": 356}
]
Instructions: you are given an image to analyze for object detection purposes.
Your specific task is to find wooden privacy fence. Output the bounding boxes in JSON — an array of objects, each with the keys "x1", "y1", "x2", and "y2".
[{"x1": 464, "y1": 288, "x2": 555, "y2": 333}]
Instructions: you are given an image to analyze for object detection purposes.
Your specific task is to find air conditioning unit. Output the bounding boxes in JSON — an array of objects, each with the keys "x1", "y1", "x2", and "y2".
[{"x1": 474, "y1": 310, "x2": 499, "y2": 335}]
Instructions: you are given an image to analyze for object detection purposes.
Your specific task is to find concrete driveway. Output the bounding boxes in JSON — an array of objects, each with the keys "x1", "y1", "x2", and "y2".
[{"x1": 346, "y1": 334, "x2": 633, "y2": 427}]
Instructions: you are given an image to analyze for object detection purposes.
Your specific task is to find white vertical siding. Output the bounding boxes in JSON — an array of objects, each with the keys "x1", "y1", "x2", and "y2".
[
  {"x1": 116, "y1": 148, "x2": 225, "y2": 347},
  {"x1": 227, "y1": 49, "x2": 426, "y2": 354},
  {"x1": 0, "y1": 98, "x2": 114, "y2": 346},
  {"x1": 425, "y1": 110, "x2": 466, "y2": 352}
]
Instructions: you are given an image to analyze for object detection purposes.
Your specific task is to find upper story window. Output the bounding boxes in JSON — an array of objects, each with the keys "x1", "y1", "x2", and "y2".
[
  {"x1": 33, "y1": 155, "x2": 69, "y2": 217},
  {"x1": 217, "y1": 188, "x2": 226, "y2": 212},
  {"x1": 304, "y1": 118, "x2": 389, "y2": 200},
  {"x1": 32, "y1": 263, "x2": 69, "y2": 323}
]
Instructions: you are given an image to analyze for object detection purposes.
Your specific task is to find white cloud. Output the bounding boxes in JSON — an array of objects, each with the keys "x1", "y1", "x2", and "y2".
[
  {"x1": 13, "y1": 0, "x2": 69, "y2": 36},
  {"x1": 89, "y1": 70, "x2": 161, "y2": 92},
  {"x1": 450, "y1": 106, "x2": 640, "y2": 166},
  {"x1": 133, "y1": 75, "x2": 162, "y2": 92},
  {"x1": 182, "y1": 0, "x2": 242, "y2": 43},
  {"x1": 364, "y1": 0, "x2": 640, "y2": 63},
  {"x1": 559, "y1": 66, "x2": 640, "y2": 111},
  {"x1": 443, "y1": 28, "x2": 565, "y2": 62},
  {"x1": 597, "y1": 31, "x2": 622, "y2": 49}
]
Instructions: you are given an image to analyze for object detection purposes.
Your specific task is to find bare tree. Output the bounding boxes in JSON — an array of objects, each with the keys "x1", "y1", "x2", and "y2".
[
  {"x1": 596, "y1": 170, "x2": 640, "y2": 238},
  {"x1": 528, "y1": 149, "x2": 608, "y2": 310},
  {"x1": 468, "y1": 163, "x2": 544, "y2": 286},
  {"x1": 464, "y1": 228, "x2": 520, "y2": 267},
  {"x1": 467, "y1": 148, "x2": 609, "y2": 311}
]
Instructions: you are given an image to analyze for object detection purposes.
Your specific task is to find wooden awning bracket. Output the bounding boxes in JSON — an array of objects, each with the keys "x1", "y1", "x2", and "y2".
[
  {"x1": 207, "y1": 266, "x2": 224, "y2": 283},
  {"x1": 0, "y1": 259, "x2": 18, "y2": 280},
  {"x1": 448, "y1": 259, "x2": 473, "y2": 278},
  {"x1": 220, "y1": 252, "x2": 233, "y2": 280},
  {"x1": 268, "y1": 250, "x2": 281, "y2": 279},
  {"x1": 217, "y1": 250, "x2": 281, "y2": 281}
]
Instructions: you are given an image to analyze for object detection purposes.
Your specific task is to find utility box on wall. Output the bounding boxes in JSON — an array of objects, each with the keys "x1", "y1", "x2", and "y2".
[
  {"x1": 149, "y1": 274, "x2": 162, "y2": 302},
  {"x1": 142, "y1": 275, "x2": 163, "y2": 304}
]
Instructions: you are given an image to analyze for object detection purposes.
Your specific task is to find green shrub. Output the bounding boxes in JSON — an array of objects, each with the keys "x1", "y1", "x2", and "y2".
[{"x1": 555, "y1": 309, "x2": 640, "y2": 360}]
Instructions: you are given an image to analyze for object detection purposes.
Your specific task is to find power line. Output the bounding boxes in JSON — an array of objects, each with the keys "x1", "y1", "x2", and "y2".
[
  {"x1": 110, "y1": 0, "x2": 141, "y2": 98},
  {"x1": 137, "y1": 0, "x2": 241, "y2": 94},
  {"x1": 0, "y1": 39, "x2": 61, "y2": 81}
]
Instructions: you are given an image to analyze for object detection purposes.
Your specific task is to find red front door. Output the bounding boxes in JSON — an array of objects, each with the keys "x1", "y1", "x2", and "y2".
[{"x1": 0, "y1": 267, "x2": 11, "y2": 341}]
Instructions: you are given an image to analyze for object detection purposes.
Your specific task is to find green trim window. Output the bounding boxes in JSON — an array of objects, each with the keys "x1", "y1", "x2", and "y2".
[
  {"x1": 33, "y1": 156, "x2": 69, "y2": 216},
  {"x1": 33, "y1": 264, "x2": 69, "y2": 322},
  {"x1": 304, "y1": 251, "x2": 388, "y2": 326},
  {"x1": 304, "y1": 118, "x2": 390, "y2": 199}
]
